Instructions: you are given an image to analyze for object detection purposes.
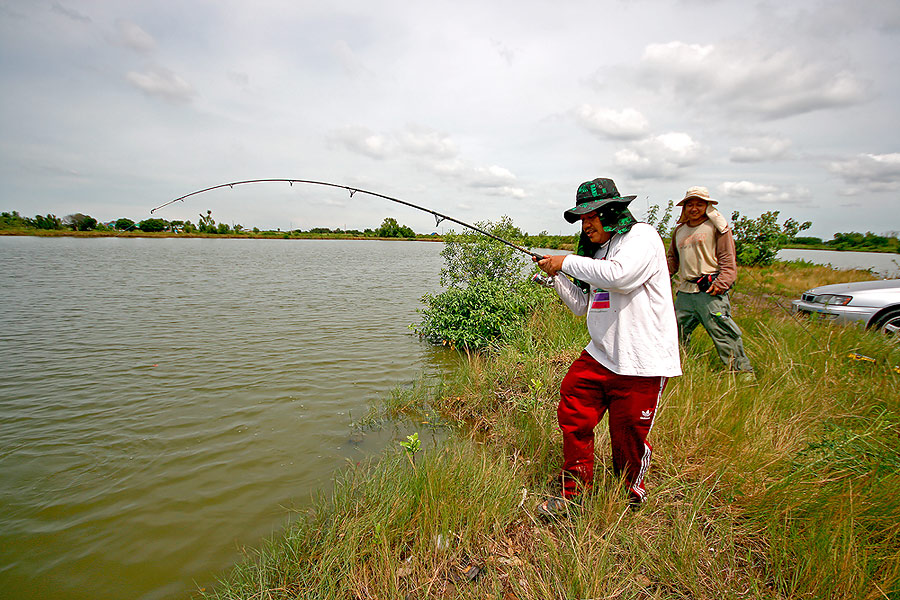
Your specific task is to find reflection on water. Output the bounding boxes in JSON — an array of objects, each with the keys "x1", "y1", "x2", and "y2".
[{"x1": 0, "y1": 236, "x2": 452, "y2": 600}]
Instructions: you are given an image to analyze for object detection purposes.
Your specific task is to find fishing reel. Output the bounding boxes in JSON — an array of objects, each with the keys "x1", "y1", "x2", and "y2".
[{"x1": 531, "y1": 272, "x2": 555, "y2": 288}]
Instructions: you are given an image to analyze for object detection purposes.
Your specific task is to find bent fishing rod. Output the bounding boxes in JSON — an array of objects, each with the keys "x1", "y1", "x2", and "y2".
[{"x1": 151, "y1": 178, "x2": 545, "y2": 261}]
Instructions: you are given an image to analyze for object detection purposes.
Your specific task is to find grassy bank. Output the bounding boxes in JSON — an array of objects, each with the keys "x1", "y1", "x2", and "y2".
[{"x1": 201, "y1": 262, "x2": 898, "y2": 600}]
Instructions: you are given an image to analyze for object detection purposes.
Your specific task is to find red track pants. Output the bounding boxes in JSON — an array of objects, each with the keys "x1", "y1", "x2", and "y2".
[{"x1": 558, "y1": 350, "x2": 667, "y2": 502}]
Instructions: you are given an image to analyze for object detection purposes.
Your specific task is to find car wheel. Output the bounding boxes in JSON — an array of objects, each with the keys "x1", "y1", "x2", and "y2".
[{"x1": 873, "y1": 308, "x2": 900, "y2": 338}]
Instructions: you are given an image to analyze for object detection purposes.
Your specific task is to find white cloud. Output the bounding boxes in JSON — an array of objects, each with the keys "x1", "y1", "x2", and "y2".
[
  {"x1": 614, "y1": 132, "x2": 702, "y2": 179},
  {"x1": 639, "y1": 41, "x2": 868, "y2": 119},
  {"x1": 331, "y1": 125, "x2": 456, "y2": 161},
  {"x1": 396, "y1": 126, "x2": 457, "y2": 159},
  {"x1": 721, "y1": 181, "x2": 811, "y2": 204},
  {"x1": 126, "y1": 66, "x2": 195, "y2": 104},
  {"x1": 114, "y1": 19, "x2": 155, "y2": 53},
  {"x1": 330, "y1": 126, "x2": 393, "y2": 159},
  {"x1": 721, "y1": 181, "x2": 777, "y2": 196},
  {"x1": 729, "y1": 136, "x2": 792, "y2": 162},
  {"x1": 828, "y1": 153, "x2": 900, "y2": 192},
  {"x1": 330, "y1": 125, "x2": 523, "y2": 198},
  {"x1": 574, "y1": 105, "x2": 649, "y2": 140},
  {"x1": 457, "y1": 165, "x2": 525, "y2": 198},
  {"x1": 469, "y1": 165, "x2": 516, "y2": 187}
]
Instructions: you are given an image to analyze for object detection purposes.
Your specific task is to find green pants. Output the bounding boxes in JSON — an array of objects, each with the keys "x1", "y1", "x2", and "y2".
[{"x1": 675, "y1": 291, "x2": 753, "y2": 372}]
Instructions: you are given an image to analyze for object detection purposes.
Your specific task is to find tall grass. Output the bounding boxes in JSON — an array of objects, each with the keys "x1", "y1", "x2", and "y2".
[{"x1": 202, "y1": 263, "x2": 898, "y2": 599}]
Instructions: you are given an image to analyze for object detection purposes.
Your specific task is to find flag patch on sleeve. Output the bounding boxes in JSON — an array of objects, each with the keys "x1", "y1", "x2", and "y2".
[{"x1": 591, "y1": 290, "x2": 610, "y2": 310}]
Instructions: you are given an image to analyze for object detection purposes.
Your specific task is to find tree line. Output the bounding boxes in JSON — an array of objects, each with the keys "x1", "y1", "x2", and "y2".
[
  {"x1": 790, "y1": 231, "x2": 900, "y2": 253},
  {"x1": 0, "y1": 211, "x2": 426, "y2": 239},
  {"x1": 8, "y1": 206, "x2": 891, "y2": 258}
]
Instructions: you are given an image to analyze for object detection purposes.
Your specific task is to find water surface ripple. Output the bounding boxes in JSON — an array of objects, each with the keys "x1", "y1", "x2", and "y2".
[{"x1": 0, "y1": 236, "x2": 449, "y2": 600}]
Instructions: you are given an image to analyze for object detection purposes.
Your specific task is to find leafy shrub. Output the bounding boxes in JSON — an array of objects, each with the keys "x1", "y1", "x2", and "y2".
[
  {"x1": 645, "y1": 199, "x2": 675, "y2": 240},
  {"x1": 416, "y1": 279, "x2": 543, "y2": 349},
  {"x1": 731, "y1": 210, "x2": 812, "y2": 266},
  {"x1": 415, "y1": 216, "x2": 544, "y2": 349},
  {"x1": 438, "y1": 216, "x2": 526, "y2": 289}
]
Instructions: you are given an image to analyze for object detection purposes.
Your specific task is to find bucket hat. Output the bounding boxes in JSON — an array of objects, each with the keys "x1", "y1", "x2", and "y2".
[
  {"x1": 676, "y1": 186, "x2": 719, "y2": 207},
  {"x1": 563, "y1": 178, "x2": 637, "y2": 224}
]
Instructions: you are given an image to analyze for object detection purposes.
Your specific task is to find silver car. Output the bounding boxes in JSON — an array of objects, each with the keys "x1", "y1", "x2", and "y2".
[{"x1": 791, "y1": 279, "x2": 900, "y2": 336}]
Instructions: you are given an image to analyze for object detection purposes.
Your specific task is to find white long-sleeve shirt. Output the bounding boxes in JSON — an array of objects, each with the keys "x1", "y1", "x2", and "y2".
[{"x1": 552, "y1": 223, "x2": 681, "y2": 378}]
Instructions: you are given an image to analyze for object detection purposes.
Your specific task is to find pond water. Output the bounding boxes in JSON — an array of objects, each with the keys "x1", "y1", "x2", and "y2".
[
  {"x1": 0, "y1": 236, "x2": 452, "y2": 600},
  {"x1": 777, "y1": 248, "x2": 900, "y2": 278}
]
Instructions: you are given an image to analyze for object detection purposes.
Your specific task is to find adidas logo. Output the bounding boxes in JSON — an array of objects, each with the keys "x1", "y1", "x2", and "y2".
[{"x1": 640, "y1": 409, "x2": 653, "y2": 420}]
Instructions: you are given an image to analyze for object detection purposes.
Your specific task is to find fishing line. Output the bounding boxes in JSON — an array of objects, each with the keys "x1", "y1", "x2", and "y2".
[{"x1": 151, "y1": 178, "x2": 545, "y2": 261}]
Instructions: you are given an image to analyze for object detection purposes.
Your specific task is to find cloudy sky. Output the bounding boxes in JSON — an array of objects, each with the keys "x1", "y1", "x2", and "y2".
[{"x1": 1, "y1": 0, "x2": 898, "y2": 238}]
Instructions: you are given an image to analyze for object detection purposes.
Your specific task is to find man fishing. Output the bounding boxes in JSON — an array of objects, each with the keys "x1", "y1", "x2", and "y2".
[
  {"x1": 666, "y1": 186, "x2": 754, "y2": 376},
  {"x1": 533, "y1": 178, "x2": 681, "y2": 516}
]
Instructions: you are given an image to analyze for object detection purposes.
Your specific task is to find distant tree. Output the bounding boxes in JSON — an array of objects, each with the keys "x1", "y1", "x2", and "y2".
[
  {"x1": 0, "y1": 211, "x2": 29, "y2": 229},
  {"x1": 216, "y1": 222, "x2": 231, "y2": 234},
  {"x1": 137, "y1": 218, "x2": 169, "y2": 232},
  {"x1": 198, "y1": 210, "x2": 216, "y2": 233},
  {"x1": 29, "y1": 214, "x2": 64, "y2": 230},
  {"x1": 64, "y1": 213, "x2": 98, "y2": 231},
  {"x1": 115, "y1": 218, "x2": 136, "y2": 231},
  {"x1": 375, "y1": 217, "x2": 415, "y2": 238},
  {"x1": 791, "y1": 236, "x2": 823, "y2": 246},
  {"x1": 731, "y1": 211, "x2": 812, "y2": 266},
  {"x1": 827, "y1": 231, "x2": 895, "y2": 252}
]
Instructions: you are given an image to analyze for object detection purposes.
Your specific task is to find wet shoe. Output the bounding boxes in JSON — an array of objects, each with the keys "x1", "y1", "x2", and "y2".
[{"x1": 536, "y1": 496, "x2": 571, "y2": 519}]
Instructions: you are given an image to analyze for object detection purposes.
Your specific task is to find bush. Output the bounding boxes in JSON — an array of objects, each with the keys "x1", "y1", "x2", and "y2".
[
  {"x1": 645, "y1": 200, "x2": 675, "y2": 240},
  {"x1": 731, "y1": 210, "x2": 812, "y2": 266},
  {"x1": 438, "y1": 216, "x2": 527, "y2": 289},
  {"x1": 416, "y1": 280, "x2": 543, "y2": 349},
  {"x1": 415, "y1": 216, "x2": 543, "y2": 349}
]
